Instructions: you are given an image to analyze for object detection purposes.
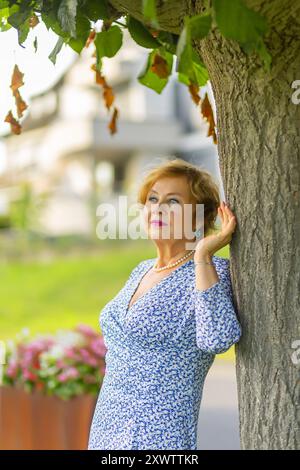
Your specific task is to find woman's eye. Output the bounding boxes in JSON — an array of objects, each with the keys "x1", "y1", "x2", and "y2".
[{"x1": 147, "y1": 196, "x2": 179, "y2": 204}]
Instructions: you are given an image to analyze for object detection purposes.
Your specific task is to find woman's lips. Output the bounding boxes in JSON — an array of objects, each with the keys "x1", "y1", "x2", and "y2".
[{"x1": 150, "y1": 220, "x2": 167, "y2": 226}]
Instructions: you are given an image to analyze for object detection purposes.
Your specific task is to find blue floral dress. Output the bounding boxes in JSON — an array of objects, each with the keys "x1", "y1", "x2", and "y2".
[{"x1": 88, "y1": 255, "x2": 242, "y2": 450}]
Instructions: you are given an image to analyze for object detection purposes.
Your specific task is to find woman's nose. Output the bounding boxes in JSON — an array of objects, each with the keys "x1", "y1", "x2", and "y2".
[{"x1": 153, "y1": 202, "x2": 166, "y2": 214}]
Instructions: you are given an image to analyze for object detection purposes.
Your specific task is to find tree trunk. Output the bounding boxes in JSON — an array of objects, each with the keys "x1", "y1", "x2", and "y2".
[
  {"x1": 109, "y1": 0, "x2": 300, "y2": 449},
  {"x1": 197, "y1": 0, "x2": 300, "y2": 449}
]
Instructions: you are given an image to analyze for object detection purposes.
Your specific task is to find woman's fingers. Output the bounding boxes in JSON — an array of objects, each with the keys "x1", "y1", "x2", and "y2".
[
  {"x1": 221, "y1": 202, "x2": 228, "y2": 225},
  {"x1": 225, "y1": 204, "x2": 236, "y2": 226},
  {"x1": 218, "y1": 202, "x2": 226, "y2": 221},
  {"x1": 218, "y1": 201, "x2": 237, "y2": 237},
  {"x1": 217, "y1": 206, "x2": 223, "y2": 222},
  {"x1": 219, "y1": 205, "x2": 227, "y2": 239},
  {"x1": 220, "y1": 202, "x2": 236, "y2": 236}
]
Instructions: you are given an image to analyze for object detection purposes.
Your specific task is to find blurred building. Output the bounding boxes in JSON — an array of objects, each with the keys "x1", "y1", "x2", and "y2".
[{"x1": 0, "y1": 29, "x2": 224, "y2": 237}]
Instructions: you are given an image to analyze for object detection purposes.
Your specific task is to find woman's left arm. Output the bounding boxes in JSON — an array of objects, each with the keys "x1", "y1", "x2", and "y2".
[
  {"x1": 193, "y1": 201, "x2": 242, "y2": 354},
  {"x1": 193, "y1": 256, "x2": 242, "y2": 354}
]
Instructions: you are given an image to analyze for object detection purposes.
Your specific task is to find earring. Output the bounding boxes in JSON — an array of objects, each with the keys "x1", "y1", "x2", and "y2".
[{"x1": 194, "y1": 228, "x2": 202, "y2": 239}]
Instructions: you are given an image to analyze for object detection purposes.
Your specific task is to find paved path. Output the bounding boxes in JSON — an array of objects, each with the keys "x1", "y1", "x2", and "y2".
[{"x1": 197, "y1": 358, "x2": 240, "y2": 450}]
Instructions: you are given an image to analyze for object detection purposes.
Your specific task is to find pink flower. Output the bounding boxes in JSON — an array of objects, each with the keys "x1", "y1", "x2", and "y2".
[
  {"x1": 79, "y1": 348, "x2": 98, "y2": 367},
  {"x1": 55, "y1": 359, "x2": 66, "y2": 369},
  {"x1": 75, "y1": 324, "x2": 98, "y2": 338},
  {"x1": 57, "y1": 367, "x2": 79, "y2": 383},
  {"x1": 4, "y1": 326, "x2": 107, "y2": 397},
  {"x1": 64, "y1": 347, "x2": 79, "y2": 360},
  {"x1": 90, "y1": 338, "x2": 106, "y2": 357},
  {"x1": 23, "y1": 368, "x2": 38, "y2": 381},
  {"x1": 79, "y1": 348, "x2": 89, "y2": 358},
  {"x1": 18, "y1": 338, "x2": 54, "y2": 371},
  {"x1": 6, "y1": 359, "x2": 19, "y2": 378}
]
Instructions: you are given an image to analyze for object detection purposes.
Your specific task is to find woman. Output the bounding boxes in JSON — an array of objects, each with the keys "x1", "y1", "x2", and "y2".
[{"x1": 88, "y1": 158, "x2": 242, "y2": 450}]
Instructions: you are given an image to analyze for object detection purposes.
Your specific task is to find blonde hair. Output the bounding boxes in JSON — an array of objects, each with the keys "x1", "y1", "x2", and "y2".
[{"x1": 137, "y1": 158, "x2": 221, "y2": 236}]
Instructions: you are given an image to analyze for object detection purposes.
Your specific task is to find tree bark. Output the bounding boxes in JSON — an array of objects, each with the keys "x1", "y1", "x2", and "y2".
[
  {"x1": 197, "y1": 0, "x2": 300, "y2": 450},
  {"x1": 108, "y1": 0, "x2": 300, "y2": 449}
]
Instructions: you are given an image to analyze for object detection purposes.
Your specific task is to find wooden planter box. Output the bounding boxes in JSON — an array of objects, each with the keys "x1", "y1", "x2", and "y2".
[{"x1": 0, "y1": 386, "x2": 97, "y2": 450}]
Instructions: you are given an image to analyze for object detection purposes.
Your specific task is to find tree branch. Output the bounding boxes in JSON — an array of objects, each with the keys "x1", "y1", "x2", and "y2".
[{"x1": 108, "y1": 0, "x2": 195, "y2": 34}]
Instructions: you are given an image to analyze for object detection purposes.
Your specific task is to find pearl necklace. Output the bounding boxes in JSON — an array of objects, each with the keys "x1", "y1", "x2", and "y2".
[{"x1": 153, "y1": 250, "x2": 195, "y2": 272}]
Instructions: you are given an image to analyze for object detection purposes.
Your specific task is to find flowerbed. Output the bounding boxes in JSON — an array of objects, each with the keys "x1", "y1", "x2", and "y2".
[
  {"x1": 0, "y1": 324, "x2": 107, "y2": 449},
  {"x1": 1, "y1": 324, "x2": 107, "y2": 400}
]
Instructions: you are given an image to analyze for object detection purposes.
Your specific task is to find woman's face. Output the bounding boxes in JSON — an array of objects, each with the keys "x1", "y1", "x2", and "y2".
[{"x1": 142, "y1": 176, "x2": 199, "y2": 244}]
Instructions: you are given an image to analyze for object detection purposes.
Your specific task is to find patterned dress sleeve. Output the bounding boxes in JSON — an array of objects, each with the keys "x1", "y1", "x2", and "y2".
[{"x1": 194, "y1": 257, "x2": 242, "y2": 354}]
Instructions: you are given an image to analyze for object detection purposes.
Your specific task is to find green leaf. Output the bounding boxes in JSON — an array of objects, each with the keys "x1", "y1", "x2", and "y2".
[
  {"x1": 57, "y1": 0, "x2": 78, "y2": 38},
  {"x1": 255, "y1": 40, "x2": 272, "y2": 71},
  {"x1": 156, "y1": 31, "x2": 178, "y2": 55},
  {"x1": 212, "y1": 0, "x2": 271, "y2": 69},
  {"x1": 7, "y1": 5, "x2": 32, "y2": 45},
  {"x1": 0, "y1": 6, "x2": 13, "y2": 31},
  {"x1": 142, "y1": 0, "x2": 159, "y2": 29},
  {"x1": 177, "y1": 72, "x2": 190, "y2": 86},
  {"x1": 213, "y1": 0, "x2": 268, "y2": 42},
  {"x1": 176, "y1": 20, "x2": 192, "y2": 74},
  {"x1": 49, "y1": 36, "x2": 65, "y2": 64},
  {"x1": 191, "y1": 50, "x2": 209, "y2": 85},
  {"x1": 189, "y1": 13, "x2": 212, "y2": 39},
  {"x1": 84, "y1": 0, "x2": 110, "y2": 21},
  {"x1": 127, "y1": 16, "x2": 160, "y2": 49},
  {"x1": 42, "y1": 8, "x2": 70, "y2": 39},
  {"x1": 94, "y1": 25, "x2": 123, "y2": 67},
  {"x1": 138, "y1": 47, "x2": 173, "y2": 94},
  {"x1": 176, "y1": 19, "x2": 188, "y2": 61},
  {"x1": 67, "y1": 13, "x2": 91, "y2": 53},
  {"x1": 176, "y1": 17, "x2": 209, "y2": 87}
]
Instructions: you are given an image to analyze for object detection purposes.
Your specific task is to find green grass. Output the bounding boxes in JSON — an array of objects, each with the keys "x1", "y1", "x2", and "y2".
[{"x1": 0, "y1": 241, "x2": 235, "y2": 361}]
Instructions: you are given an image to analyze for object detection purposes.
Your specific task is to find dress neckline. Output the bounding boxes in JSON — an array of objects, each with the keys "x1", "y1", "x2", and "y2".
[{"x1": 125, "y1": 257, "x2": 195, "y2": 315}]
